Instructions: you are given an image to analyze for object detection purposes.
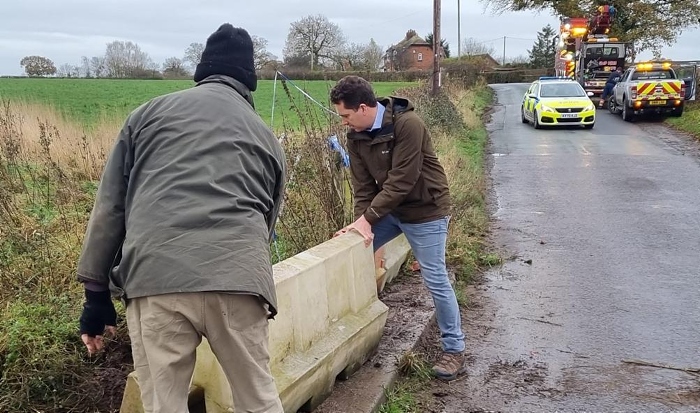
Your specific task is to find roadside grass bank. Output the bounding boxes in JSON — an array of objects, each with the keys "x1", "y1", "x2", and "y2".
[{"x1": 666, "y1": 100, "x2": 700, "y2": 138}]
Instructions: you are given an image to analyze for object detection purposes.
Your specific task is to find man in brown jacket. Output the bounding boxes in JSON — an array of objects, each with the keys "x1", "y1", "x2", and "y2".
[
  {"x1": 76, "y1": 24, "x2": 285, "y2": 412},
  {"x1": 331, "y1": 76, "x2": 466, "y2": 381}
]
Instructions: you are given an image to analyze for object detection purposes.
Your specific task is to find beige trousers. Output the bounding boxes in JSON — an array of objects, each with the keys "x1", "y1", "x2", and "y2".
[{"x1": 126, "y1": 292, "x2": 283, "y2": 413}]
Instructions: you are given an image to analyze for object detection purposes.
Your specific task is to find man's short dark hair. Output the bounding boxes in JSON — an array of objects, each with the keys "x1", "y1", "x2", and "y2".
[{"x1": 330, "y1": 76, "x2": 377, "y2": 110}]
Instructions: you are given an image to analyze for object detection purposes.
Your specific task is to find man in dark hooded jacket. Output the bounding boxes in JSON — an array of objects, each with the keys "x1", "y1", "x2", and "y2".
[
  {"x1": 330, "y1": 76, "x2": 466, "y2": 381},
  {"x1": 76, "y1": 23, "x2": 285, "y2": 413},
  {"x1": 600, "y1": 67, "x2": 623, "y2": 107}
]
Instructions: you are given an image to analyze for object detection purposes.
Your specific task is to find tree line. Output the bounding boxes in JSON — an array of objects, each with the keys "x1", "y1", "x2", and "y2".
[
  {"x1": 20, "y1": 1, "x2": 698, "y2": 78},
  {"x1": 482, "y1": 0, "x2": 700, "y2": 57},
  {"x1": 19, "y1": 14, "x2": 392, "y2": 78}
]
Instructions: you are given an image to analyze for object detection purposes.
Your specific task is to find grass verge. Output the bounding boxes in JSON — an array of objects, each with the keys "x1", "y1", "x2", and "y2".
[
  {"x1": 378, "y1": 79, "x2": 495, "y2": 412},
  {"x1": 666, "y1": 101, "x2": 700, "y2": 138}
]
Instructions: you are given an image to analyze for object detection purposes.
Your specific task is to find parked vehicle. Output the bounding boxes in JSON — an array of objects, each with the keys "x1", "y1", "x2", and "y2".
[
  {"x1": 521, "y1": 77, "x2": 596, "y2": 129},
  {"x1": 608, "y1": 61, "x2": 686, "y2": 121}
]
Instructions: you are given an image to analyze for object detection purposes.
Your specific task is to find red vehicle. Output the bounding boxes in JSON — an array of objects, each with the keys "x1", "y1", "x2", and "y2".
[{"x1": 554, "y1": 5, "x2": 633, "y2": 101}]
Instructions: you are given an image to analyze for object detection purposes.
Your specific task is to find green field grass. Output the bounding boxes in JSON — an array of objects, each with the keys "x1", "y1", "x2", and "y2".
[{"x1": 0, "y1": 78, "x2": 416, "y2": 130}]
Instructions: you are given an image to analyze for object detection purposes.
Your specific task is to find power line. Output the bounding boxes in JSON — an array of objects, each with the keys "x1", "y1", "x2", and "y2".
[
  {"x1": 465, "y1": 37, "x2": 504, "y2": 45},
  {"x1": 376, "y1": 10, "x2": 425, "y2": 25},
  {"x1": 464, "y1": 36, "x2": 536, "y2": 45},
  {"x1": 506, "y1": 36, "x2": 537, "y2": 41}
]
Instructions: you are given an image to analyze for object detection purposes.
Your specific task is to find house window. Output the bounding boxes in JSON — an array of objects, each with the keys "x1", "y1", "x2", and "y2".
[{"x1": 417, "y1": 53, "x2": 423, "y2": 61}]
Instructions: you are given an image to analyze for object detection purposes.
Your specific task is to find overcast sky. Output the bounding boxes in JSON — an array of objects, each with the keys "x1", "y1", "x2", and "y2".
[{"x1": 1, "y1": 0, "x2": 699, "y2": 76}]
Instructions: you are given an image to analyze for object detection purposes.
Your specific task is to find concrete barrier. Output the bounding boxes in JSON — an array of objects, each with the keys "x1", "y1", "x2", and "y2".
[{"x1": 120, "y1": 233, "x2": 411, "y2": 412}]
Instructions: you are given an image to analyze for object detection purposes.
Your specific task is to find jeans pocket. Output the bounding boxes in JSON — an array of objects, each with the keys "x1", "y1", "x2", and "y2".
[{"x1": 140, "y1": 295, "x2": 179, "y2": 332}]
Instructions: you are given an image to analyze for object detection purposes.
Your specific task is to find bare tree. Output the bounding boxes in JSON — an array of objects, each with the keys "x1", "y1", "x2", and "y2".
[
  {"x1": 90, "y1": 56, "x2": 106, "y2": 78},
  {"x1": 332, "y1": 43, "x2": 363, "y2": 70},
  {"x1": 81, "y1": 56, "x2": 92, "y2": 78},
  {"x1": 461, "y1": 37, "x2": 496, "y2": 57},
  {"x1": 162, "y1": 57, "x2": 189, "y2": 78},
  {"x1": 283, "y1": 53, "x2": 312, "y2": 69},
  {"x1": 283, "y1": 14, "x2": 346, "y2": 70},
  {"x1": 57, "y1": 63, "x2": 80, "y2": 78},
  {"x1": 505, "y1": 55, "x2": 530, "y2": 67},
  {"x1": 334, "y1": 39, "x2": 383, "y2": 71},
  {"x1": 19, "y1": 56, "x2": 56, "y2": 77},
  {"x1": 144, "y1": 60, "x2": 161, "y2": 78},
  {"x1": 362, "y1": 39, "x2": 383, "y2": 71},
  {"x1": 104, "y1": 40, "x2": 152, "y2": 78},
  {"x1": 251, "y1": 35, "x2": 276, "y2": 70},
  {"x1": 183, "y1": 42, "x2": 204, "y2": 69}
]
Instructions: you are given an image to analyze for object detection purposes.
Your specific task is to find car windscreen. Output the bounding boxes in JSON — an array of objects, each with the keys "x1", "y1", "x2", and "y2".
[
  {"x1": 592, "y1": 72, "x2": 612, "y2": 79},
  {"x1": 539, "y1": 83, "x2": 586, "y2": 97},
  {"x1": 631, "y1": 70, "x2": 674, "y2": 80}
]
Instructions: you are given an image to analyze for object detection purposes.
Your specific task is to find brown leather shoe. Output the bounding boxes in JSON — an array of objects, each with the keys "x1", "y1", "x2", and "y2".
[{"x1": 433, "y1": 351, "x2": 466, "y2": 381}]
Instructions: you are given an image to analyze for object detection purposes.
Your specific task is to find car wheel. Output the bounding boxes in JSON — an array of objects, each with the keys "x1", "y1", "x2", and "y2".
[
  {"x1": 622, "y1": 98, "x2": 634, "y2": 122},
  {"x1": 521, "y1": 107, "x2": 528, "y2": 123},
  {"x1": 608, "y1": 97, "x2": 620, "y2": 115},
  {"x1": 584, "y1": 123, "x2": 594, "y2": 129},
  {"x1": 533, "y1": 110, "x2": 542, "y2": 129},
  {"x1": 671, "y1": 107, "x2": 684, "y2": 117}
]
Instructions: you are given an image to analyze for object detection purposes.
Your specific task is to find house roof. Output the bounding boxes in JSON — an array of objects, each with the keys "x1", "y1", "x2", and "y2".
[
  {"x1": 394, "y1": 35, "x2": 430, "y2": 50},
  {"x1": 387, "y1": 30, "x2": 431, "y2": 53}
]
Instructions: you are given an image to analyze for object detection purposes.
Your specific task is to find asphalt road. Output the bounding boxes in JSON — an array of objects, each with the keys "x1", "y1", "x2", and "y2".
[{"x1": 458, "y1": 83, "x2": 700, "y2": 412}]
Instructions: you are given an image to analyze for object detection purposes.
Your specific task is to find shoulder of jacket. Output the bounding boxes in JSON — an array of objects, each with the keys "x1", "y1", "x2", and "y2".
[{"x1": 392, "y1": 110, "x2": 422, "y2": 130}]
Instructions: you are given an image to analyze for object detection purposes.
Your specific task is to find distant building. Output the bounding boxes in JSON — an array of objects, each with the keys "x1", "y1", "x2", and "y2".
[
  {"x1": 464, "y1": 53, "x2": 501, "y2": 70},
  {"x1": 384, "y1": 30, "x2": 444, "y2": 71}
]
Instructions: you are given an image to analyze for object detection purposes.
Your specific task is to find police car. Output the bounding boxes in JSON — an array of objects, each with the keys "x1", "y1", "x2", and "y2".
[{"x1": 521, "y1": 77, "x2": 597, "y2": 129}]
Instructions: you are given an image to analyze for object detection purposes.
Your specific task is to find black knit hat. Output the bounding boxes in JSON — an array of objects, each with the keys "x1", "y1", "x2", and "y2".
[{"x1": 194, "y1": 23, "x2": 257, "y2": 91}]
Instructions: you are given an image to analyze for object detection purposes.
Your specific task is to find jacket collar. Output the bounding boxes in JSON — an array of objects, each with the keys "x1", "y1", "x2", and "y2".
[{"x1": 195, "y1": 75, "x2": 255, "y2": 108}]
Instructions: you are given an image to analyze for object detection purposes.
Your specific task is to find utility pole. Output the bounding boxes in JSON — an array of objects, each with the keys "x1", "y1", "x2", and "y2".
[
  {"x1": 457, "y1": 0, "x2": 461, "y2": 58},
  {"x1": 432, "y1": 0, "x2": 442, "y2": 95},
  {"x1": 502, "y1": 36, "x2": 506, "y2": 65}
]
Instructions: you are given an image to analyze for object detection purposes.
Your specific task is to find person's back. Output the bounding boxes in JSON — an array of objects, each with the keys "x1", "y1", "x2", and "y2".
[
  {"x1": 606, "y1": 69, "x2": 622, "y2": 84},
  {"x1": 116, "y1": 75, "x2": 284, "y2": 304},
  {"x1": 76, "y1": 23, "x2": 286, "y2": 413}
]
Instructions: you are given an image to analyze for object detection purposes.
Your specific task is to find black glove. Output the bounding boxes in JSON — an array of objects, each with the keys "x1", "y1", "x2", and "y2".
[{"x1": 79, "y1": 289, "x2": 117, "y2": 337}]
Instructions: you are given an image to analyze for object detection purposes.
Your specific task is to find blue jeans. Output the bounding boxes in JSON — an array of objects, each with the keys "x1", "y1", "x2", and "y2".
[
  {"x1": 373, "y1": 214, "x2": 465, "y2": 353},
  {"x1": 601, "y1": 83, "x2": 615, "y2": 100}
]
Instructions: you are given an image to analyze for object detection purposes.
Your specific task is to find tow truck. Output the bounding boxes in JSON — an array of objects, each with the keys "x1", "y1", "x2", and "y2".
[
  {"x1": 554, "y1": 5, "x2": 632, "y2": 101},
  {"x1": 607, "y1": 61, "x2": 686, "y2": 121}
]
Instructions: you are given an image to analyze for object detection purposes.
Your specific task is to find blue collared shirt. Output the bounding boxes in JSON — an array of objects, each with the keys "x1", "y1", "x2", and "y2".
[{"x1": 368, "y1": 102, "x2": 386, "y2": 132}]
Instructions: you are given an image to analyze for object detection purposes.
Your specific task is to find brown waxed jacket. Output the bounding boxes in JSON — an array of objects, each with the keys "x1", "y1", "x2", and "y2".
[{"x1": 346, "y1": 96, "x2": 451, "y2": 225}]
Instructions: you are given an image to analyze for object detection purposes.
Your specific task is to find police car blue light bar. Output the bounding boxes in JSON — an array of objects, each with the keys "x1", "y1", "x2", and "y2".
[{"x1": 538, "y1": 76, "x2": 575, "y2": 81}]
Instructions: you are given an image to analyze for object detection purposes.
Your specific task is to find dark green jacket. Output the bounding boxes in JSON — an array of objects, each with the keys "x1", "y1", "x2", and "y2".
[
  {"x1": 346, "y1": 96, "x2": 450, "y2": 225},
  {"x1": 76, "y1": 75, "x2": 286, "y2": 316}
]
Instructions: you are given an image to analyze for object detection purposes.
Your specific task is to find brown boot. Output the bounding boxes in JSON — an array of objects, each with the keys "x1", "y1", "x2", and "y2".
[{"x1": 433, "y1": 352, "x2": 466, "y2": 381}]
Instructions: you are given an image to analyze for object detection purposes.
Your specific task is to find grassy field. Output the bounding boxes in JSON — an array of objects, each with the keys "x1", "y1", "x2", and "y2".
[{"x1": 0, "y1": 78, "x2": 416, "y2": 130}]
